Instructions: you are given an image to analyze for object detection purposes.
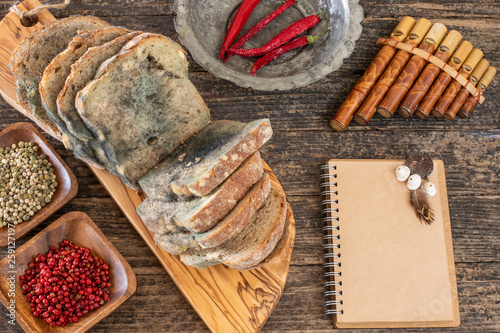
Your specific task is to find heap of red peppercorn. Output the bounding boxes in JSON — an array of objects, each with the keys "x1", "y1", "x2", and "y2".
[{"x1": 20, "y1": 239, "x2": 111, "y2": 327}]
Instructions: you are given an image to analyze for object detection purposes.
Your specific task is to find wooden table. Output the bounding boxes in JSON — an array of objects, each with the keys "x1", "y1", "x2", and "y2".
[{"x1": 0, "y1": 1, "x2": 498, "y2": 332}]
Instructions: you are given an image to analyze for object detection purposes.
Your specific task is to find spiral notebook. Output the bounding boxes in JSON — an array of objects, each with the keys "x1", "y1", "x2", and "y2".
[{"x1": 320, "y1": 159, "x2": 460, "y2": 329}]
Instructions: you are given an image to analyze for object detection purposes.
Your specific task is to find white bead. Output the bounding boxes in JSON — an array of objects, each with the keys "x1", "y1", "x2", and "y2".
[
  {"x1": 396, "y1": 166, "x2": 411, "y2": 181},
  {"x1": 423, "y1": 181, "x2": 436, "y2": 197},
  {"x1": 407, "y1": 174, "x2": 421, "y2": 190}
]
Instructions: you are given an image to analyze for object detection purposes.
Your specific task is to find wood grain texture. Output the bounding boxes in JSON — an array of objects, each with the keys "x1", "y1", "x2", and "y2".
[
  {"x1": 0, "y1": 122, "x2": 77, "y2": 247},
  {"x1": 0, "y1": 211, "x2": 137, "y2": 332},
  {"x1": 0, "y1": 0, "x2": 499, "y2": 332},
  {"x1": 0, "y1": 2, "x2": 295, "y2": 332}
]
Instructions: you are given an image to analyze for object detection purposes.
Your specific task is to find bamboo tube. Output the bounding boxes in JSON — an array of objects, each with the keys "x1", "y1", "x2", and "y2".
[
  {"x1": 414, "y1": 41, "x2": 473, "y2": 119},
  {"x1": 377, "y1": 23, "x2": 448, "y2": 118},
  {"x1": 329, "y1": 16, "x2": 416, "y2": 131},
  {"x1": 353, "y1": 19, "x2": 432, "y2": 125},
  {"x1": 444, "y1": 59, "x2": 489, "y2": 120},
  {"x1": 397, "y1": 30, "x2": 462, "y2": 118},
  {"x1": 432, "y1": 48, "x2": 483, "y2": 117},
  {"x1": 458, "y1": 66, "x2": 496, "y2": 118}
]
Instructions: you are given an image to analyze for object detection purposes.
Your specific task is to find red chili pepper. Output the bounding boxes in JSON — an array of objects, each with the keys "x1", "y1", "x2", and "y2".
[
  {"x1": 251, "y1": 34, "x2": 321, "y2": 76},
  {"x1": 225, "y1": 0, "x2": 296, "y2": 63},
  {"x1": 220, "y1": 0, "x2": 262, "y2": 60},
  {"x1": 228, "y1": 14, "x2": 320, "y2": 57}
]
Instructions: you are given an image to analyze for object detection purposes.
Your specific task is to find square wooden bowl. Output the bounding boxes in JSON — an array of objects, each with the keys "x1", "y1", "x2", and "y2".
[
  {"x1": 0, "y1": 211, "x2": 137, "y2": 332},
  {"x1": 0, "y1": 122, "x2": 78, "y2": 247}
]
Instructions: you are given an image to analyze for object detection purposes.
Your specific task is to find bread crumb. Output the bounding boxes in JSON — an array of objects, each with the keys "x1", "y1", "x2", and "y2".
[
  {"x1": 178, "y1": 153, "x2": 186, "y2": 161},
  {"x1": 194, "y1": 157, "x2": 201, "y2": 163}
]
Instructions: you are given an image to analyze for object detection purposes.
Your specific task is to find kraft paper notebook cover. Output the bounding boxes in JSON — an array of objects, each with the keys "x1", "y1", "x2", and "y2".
[{"x1": 320, "y1": 159, "x2": 460, "y2": 329}]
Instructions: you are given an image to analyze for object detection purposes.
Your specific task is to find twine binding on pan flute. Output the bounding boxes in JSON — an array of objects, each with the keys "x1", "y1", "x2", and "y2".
[
  {"x1": 9, "y1": 0, "x2": 71, "y2": 21},
  {"x1": 377, "y1": 37, "x2": 484, "y2": 104},
  {"x1": 320, "y1": 164, "x2": 343, "y2": 316}
]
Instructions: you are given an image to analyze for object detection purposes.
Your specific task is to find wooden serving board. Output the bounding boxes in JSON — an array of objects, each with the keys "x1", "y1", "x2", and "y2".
[{"x1": 0, "y1": 1, "x2": 296, "y2": 332}]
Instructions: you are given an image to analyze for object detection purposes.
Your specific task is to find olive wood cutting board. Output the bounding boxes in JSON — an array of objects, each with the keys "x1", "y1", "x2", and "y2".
[{"x1": 0, "y1": 1, "x2": 296, "y2": 332}]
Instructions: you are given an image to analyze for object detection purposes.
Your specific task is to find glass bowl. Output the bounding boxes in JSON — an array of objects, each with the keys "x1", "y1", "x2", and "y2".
[{"x1": 174, "y1": 0, "x2": 363, "y2": 90}]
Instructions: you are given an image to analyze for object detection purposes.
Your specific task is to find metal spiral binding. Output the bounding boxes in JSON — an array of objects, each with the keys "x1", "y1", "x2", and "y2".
[{"x1": 320, "y1": 164, "x2": 343, "y2": 316}]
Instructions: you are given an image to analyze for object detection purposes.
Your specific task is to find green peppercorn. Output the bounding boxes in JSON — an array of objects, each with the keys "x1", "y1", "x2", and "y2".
[{"x1": 0, "y1": 141, "x2": 57, "y2": 227}]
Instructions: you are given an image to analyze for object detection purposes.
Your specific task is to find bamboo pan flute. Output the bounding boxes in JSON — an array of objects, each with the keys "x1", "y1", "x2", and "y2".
[
  {"x1": 330, "y1": 17, "x2": 497, "y2": 131},
  {"x1": 329, "y1": 16, "x2": 416, "y2": 131},
  {"x1": 414, "y1": 41, "x2": 473, "y2": 119},
  {"x1": 353, "y1": 18, "x2": 431, "y2": 125}
]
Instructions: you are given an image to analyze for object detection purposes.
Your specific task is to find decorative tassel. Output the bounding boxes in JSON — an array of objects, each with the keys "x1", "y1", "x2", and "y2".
[{"x1": 410, "y1": 187, "x2": 434, "y2": 225}]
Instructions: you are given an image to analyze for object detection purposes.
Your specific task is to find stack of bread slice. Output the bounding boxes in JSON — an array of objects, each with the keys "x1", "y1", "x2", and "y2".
[
  {"x1": 9, "y1": 16, "x2": 289, "y2": 270},
  {"x1": 137, "y1": 119, "x2": 289, "y2": 269}
]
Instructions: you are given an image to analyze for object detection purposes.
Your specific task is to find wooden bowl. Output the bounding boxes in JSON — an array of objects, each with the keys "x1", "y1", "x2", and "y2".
[
  {"x1": 0, "y1": 211, "x2": 137, "y2": 332},
  {"x1": 0, "y1": 122, "x2": 78, "y2": 247}
]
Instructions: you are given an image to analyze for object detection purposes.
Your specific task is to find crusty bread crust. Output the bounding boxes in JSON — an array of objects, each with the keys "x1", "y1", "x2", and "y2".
[
  {"x1": 95, "y1": 33, "x2": 188, "y2": 79},
  {"x1": 194, "y1": 172, "x2": 270, "y2": 246},
  {"x1": 137, "y1": 152, "x2": 264, "y2": 242},
  {"x1": 139, "y1": 119, "x2": 273, "y2": 200},
  {"x1": 176, "y1": 151, "x2": 264, "y2": 233},
  {"x1": 174, "y1": 119, "x2": 273, "y2": 197},
  {"x1": 179, "y1": 188, "x2": 286, "y2": 270}
]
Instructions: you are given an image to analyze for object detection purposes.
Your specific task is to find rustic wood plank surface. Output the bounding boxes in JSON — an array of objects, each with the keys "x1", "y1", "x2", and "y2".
[{"x1": 0, "y1": 0, "x2": 498, "y2": 332}]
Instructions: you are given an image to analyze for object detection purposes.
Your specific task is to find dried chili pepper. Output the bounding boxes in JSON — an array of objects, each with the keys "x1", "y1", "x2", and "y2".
[
  {"x1": 220, "y1": 0, "x2": 262, "y2": 60},
  {"x1": 251, "y1": 34, "x2": 322, "y2": 76},
  {"x1": 225, "y1": 0, "x2": 296, "y2": 62},
  {"x1": 228, "y1": 14, "x2": 321, "y2": 57}
]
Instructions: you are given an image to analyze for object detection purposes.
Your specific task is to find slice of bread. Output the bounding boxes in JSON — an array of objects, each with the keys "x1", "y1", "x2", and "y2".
[
  {"x1": 194, "y1": 172, "x2": 270, "y2": 245},
  {"x1": 179, "y1": 188, "x2": 287, "y2": 270},
  {"x1": 245, "y1": 204, "x2": 294, "y2": 270},
  {"x1": 9, "y1": 16, "x2": 109, "y2": 134},
  {"x1": 75, "y1": 33, "x2": 210, "y2": 188},
  {"x1": 95, "y1": 33, "x2": 189, "y2": 79},
  {"x1": 149, "y1": 172, "x2": 270, "y2": 255},
  {"x1": 58, "y1": 31, "x2": 142, "y2": 142},
  {"x1": 175, "y1": 151, "x2": 264, "y2": 232},
  {"x1": 40, "y1": 26, "x2": 130, "y2": 131},
  {"x1": 136, "y1": 196, "x2": 184, "y2": 235},
  {"x1": 155, "y1": 232, "x2": 198, "y2": 256},
  {"x1": 137, "y1": 151, "x2": 263, "y2": 234},
  {"x1": 139, "y1": 119, "x2": 273, "y2": 199}
]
